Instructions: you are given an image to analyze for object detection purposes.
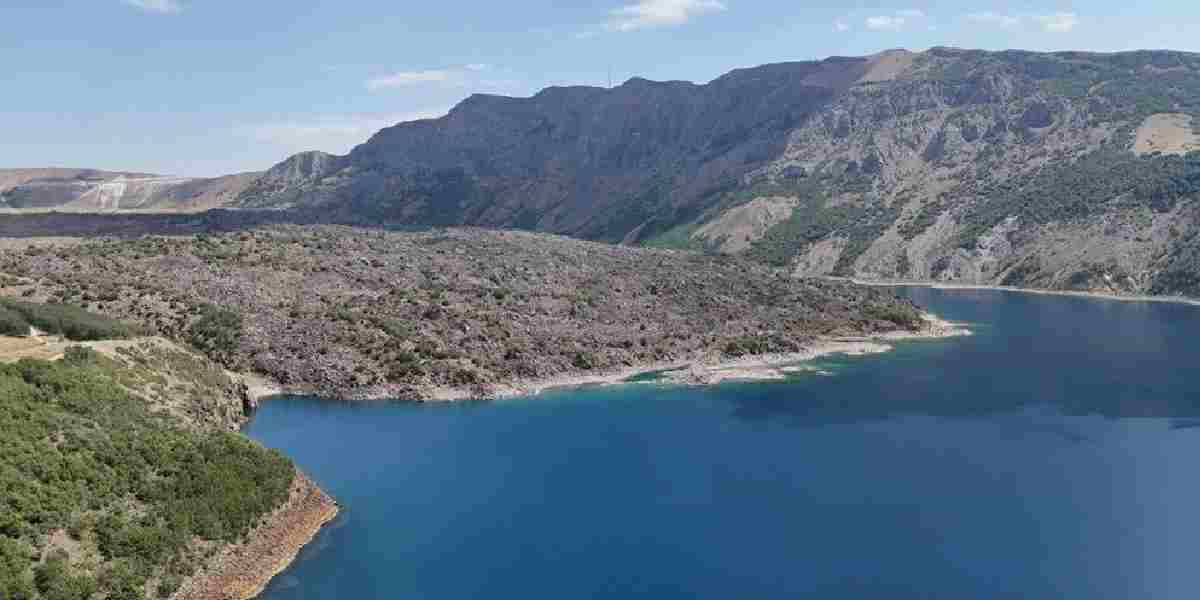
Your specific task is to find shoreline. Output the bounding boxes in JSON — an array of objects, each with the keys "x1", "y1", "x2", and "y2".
[
  {"x1": 171, "y1": 472, "x2": 339, "y2": 600},
  {"x1": 432, "y1": 314, "x2": 970, "y2": 398},
  {"x1": 211, "y1": 313, "x2": 968, "y2": 598},
  {"x1": 822, "y1": 276, "x2": 1200, "y2": 307},
  {"x1": 237, "y1": 313, "x2": 971, "y2": 405}
]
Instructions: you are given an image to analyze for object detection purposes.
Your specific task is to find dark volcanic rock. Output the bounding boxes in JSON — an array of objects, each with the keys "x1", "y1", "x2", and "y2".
[
  {"x1": 1020, "y1": 102, "x2": 1055, "y2": 129},
  {"x1": 0, "y1": 226, "x2": 927, "y2": 399}
]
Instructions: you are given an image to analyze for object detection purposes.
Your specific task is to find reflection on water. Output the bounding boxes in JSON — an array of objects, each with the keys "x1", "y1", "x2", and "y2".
[{"x1": 246, "y1": 289, "x2": 1200, "y2": 600}]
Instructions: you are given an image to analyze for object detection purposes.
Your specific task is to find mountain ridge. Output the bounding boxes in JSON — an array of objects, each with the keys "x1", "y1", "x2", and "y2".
[
  {"x1": 9, "y1": 47, "x2": 1200, "y2": 297},
  {"x1": 229, "y1": 47, "x2": 1200, "y2": 296},
  {"x1": 0, "y1": 168, "x2": 262, "y2": 213}
]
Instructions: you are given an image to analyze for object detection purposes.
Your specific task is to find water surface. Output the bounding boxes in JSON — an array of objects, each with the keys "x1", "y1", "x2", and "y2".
[{"x1": 246, "y1": 289, "x2": 1200, "y2": 599}]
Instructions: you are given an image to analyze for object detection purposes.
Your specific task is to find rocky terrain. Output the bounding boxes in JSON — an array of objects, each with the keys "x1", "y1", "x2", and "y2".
[
  {"x1": 0, "y1": 168, "x2": 260, "y2": 212},
  {"x1": 0, "y1": 226, "x2": 932, "y2": 400},
  {"x1": 224, "y1": 48, "x2": 1200, "y2": 298},
  {"x1": 171, "y1": 473, "x2": 337, "y2": 600},
  {"x1": 12, "y1": 49, "x2": 1200, "y2": 300}
]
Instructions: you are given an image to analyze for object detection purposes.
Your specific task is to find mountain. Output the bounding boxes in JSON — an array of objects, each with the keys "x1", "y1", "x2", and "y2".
[
  {"x1": 235, "y1": 56, "x2": 875, "y2": 242},
  {"x1": 231, "y1": 47, "x2": 1200, "y2": 297},
  {"x1": 20, "y1": 48, "x2": 1200, "y2": 298},
  {"x1": 0, "y1": 168, "x2": 260, "y2": 212}
]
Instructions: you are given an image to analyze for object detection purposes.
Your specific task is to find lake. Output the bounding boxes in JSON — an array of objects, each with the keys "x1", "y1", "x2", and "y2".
[{"x1": 245, "y1": 288, "x2": 1200, "y2": 599}]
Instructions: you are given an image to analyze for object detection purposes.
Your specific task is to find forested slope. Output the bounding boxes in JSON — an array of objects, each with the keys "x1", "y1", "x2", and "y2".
[{"x1": 0, "y1": 306, "x2": 295, "y2": 600}]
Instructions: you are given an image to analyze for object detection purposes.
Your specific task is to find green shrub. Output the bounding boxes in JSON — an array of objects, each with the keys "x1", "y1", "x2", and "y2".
[
  {"x1": 572, "y1": 352, "x2": 597, "y2": 370},
  {"x1": 722, "y1": 336, "x2": 774, "y2": 357},
  {"x1": 33, "y1": 551, "x2": 96, "y2": 600},
  {"x1": 187, "y1": 304, "x2": 243, "y2": 365},
  {"x1": 0, "y1": 299, "x2": 133, "y2": 341},
  {"x1": 721, "y1": 334, "x2": 800, "y2": 357},
  {"x1": 156, "y1": 575, "x2": 182, "y2": 599},
  {"x1": 0, "y1": 306, "x2": 30, "y2": 337},
  {"x1": 376, "y1": 318, "x2": 414, "y2": 340},
  {"x1": 0, "y1": 537, "x2": 35, "y2": 600},
  {"x1": 864, "y1": 304, "x2": 923, "y2": 329},
  {"x1": 0, "y1": 352, "x2": 294, "y2": 599}
]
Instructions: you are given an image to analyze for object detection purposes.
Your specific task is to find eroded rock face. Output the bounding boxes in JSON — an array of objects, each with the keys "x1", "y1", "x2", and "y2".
[
  {"x1": 0, "y1": 168, "x2": 260, "y2": 212},
  {"x1": 731, "y1": 48, "x2": 1200, "y2": 297},
  {"x1": 234, "y1": 57, "x2": 879, "y2": 242},
  {"x1": 235, "y1": 151, "x2": 346, "y2": 209},
  {"x1": 692, "y1": 196, "x2": 799, "y2": 253},
  {"x1": 1134, "y1": 113, "x2": 1200, "y2": 156}
]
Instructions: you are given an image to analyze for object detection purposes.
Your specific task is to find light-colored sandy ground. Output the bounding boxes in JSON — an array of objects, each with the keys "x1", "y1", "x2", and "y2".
[
  {"x1": 692, "y1": 196, "x2": 799, "y2": 252},
  {"x1": 858, "y1": 49, "x2": 916, "y2": 83},
  {"x1": 0, "y1": 236, "x2": 88, "y2": 250},
  {"x1": 0, "y1": 333, "x2": 158, "y2": 363},
  {"x1": 1133, "y1": 113, "x2": 1200, "y2": 156},
  {"x1": 227, "y1": 371, "x2": 283, "y2": 403},
  {"x1": 0, "y1": 168, "x2": 157, "y2": 193},
  {"x1": 0, "y1": 334, "x2": 63, "y2": 362}
]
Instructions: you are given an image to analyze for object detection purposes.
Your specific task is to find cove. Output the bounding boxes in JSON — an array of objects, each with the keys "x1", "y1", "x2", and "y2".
[{"x1": 244, "y1": 288, "x2": 1200, "y2": 600}]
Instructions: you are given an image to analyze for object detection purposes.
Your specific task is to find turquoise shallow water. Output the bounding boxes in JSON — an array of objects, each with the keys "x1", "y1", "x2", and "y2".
[{"x1": 245, "y1": 288, "x2": 1200, "y2": 599}]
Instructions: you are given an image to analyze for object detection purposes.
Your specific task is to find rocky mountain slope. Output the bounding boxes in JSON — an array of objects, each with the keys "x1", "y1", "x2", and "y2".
[
  {"x1": 233, "y1": 47, "x2": 1200, "y2": 298},
  {"x1": 0, "y1": 226, "x2": 933, "y2": 400},
  {"x1": 0, "y1": 168, "x2": 260, "y2": 212}
]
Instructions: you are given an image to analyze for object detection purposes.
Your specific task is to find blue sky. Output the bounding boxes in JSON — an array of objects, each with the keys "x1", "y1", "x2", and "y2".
[{"x1": 3, "y1": 1, "x2": 1199, "y2": 176}]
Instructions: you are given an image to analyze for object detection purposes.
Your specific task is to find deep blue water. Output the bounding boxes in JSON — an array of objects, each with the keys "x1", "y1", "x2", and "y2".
[{"x1": 245, "y1": 289, "x2": 1200, "y2": 600}]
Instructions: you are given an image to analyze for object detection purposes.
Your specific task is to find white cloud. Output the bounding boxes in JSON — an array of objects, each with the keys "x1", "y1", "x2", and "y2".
[
  {"x1": 365, "y1": 70, "x2": 453, "y2": 91},
  {"x1": 1035, "y1": 12, "x2": 1079, "y2": 33},
  {"x1": 864, "y1": 8, "x2": 928, "y2": 32},
  {"x1": 122, "y1": 0, "x2": 182, "y2": 13},
  {"x1": 245, "y1": 111, "x2": 449, "y2": 155},
  {"x1": 866, "y1": 15, "x2": 907, "y2": 31},
  {"x1": 364, "y1": 65, "x2": 513, "y2": 92},
  {"x1": 606, "y1": 0, "x2": 727, "y2": 32},
  {"x1": 965, "y1": 11, "x2": 1079, "y2": 33},
  {"x1": 833, "y1": 19, "x2": 850, "y2": 32},
  {"x1": 967, "y1": 11, "x2": 1021, "y2": 27}
]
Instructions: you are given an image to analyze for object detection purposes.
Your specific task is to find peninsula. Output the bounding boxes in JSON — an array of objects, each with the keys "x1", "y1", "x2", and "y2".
[{"x1": 2, "y1": 225, "x2": 954, "y2": 402}]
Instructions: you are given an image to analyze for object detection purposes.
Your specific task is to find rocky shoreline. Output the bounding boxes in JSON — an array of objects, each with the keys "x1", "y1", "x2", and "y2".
[
  {"x1": 171, "y1": 473, "x2": 339, "y2": 600},
  {"x1": 649, "y1": 314, "x2": 971, "y2": 386},
  {"x1": 237, "y1": 313, "x2": 970, "y2": 404},
  {"x1": 423, "y1": 315, "x2": 969, "y2": 399},
  {"x1": 0, "y1": 226, "x2": 944, "y2": 405}
]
